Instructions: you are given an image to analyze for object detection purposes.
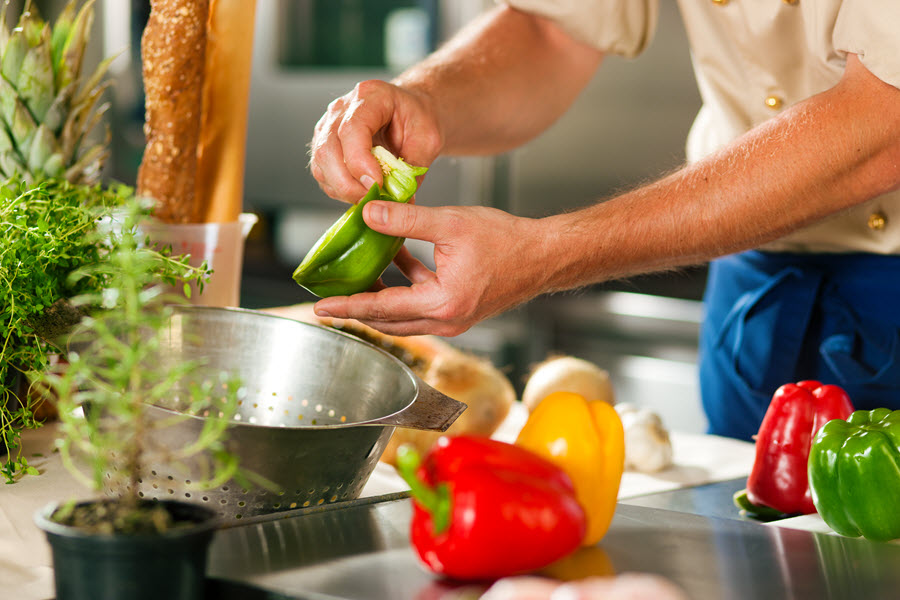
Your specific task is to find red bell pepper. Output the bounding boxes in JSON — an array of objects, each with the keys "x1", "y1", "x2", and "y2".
[
  {"x1": 745, "y1": 381, "x2": 853, "y2": 515},
  {"x1": 396, "y1": 435, "x2": 587, "y2": 581}
]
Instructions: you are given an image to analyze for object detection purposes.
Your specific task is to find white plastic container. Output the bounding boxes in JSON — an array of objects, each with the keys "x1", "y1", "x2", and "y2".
[{"x1": 140, "y1": 213, "x2": 258, "y2": 307}]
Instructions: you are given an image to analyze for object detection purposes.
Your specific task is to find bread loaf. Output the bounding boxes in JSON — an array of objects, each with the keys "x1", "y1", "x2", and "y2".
[{"x1": 137, "y1": 0, "x2": 210, "y2": 223}]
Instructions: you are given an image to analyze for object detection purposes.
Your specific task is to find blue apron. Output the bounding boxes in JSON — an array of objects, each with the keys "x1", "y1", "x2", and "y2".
[{"x1": 699, "y1": 250, "x2": 900, "y2": 441}]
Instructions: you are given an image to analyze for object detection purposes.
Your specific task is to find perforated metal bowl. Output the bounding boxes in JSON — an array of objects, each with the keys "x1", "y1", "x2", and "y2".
[{"x1": 108, "y1": 306, "x2": 466, "y2": 523}]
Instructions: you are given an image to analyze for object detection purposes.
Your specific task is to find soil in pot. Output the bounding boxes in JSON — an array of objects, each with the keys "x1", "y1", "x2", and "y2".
[{"x1": 35, "y1": 499, "x2": 220, "y2": 600}]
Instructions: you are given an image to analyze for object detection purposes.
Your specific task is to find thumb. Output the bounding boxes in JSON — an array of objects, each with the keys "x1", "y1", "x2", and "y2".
[{"x1": 362, "y1": 201, "x2": 437, "y2": 242}]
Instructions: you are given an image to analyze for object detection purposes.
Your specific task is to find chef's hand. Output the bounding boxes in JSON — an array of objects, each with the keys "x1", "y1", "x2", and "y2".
[
  {"x1": 309, "y1": 80, "x2": 442, "y2": 203},
  {"x1": 479, "y1": 574, "x2": 690, "y2": 600},
  {"x1": 312, "y1": 199, "x2": 548, "y2": 337}
]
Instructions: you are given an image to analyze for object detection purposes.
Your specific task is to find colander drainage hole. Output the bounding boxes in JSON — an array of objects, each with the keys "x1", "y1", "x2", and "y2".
[
  {"x1": 238, "y1": 501, "x2": 245, "y2": 507},
  {"x1": 273, "y1": 503, "x2": 281, "y2": 509},
  {"x1": 202, "y1": 496, "x2": 209, "y2": 502},
  {"x1": 219, "y1": 499, "x2": 227, "y2": 505}
]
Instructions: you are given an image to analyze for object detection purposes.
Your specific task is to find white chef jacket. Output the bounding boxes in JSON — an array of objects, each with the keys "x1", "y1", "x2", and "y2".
[{"x1": 503, "y1": 0, "x2": 900, "y2": 254}]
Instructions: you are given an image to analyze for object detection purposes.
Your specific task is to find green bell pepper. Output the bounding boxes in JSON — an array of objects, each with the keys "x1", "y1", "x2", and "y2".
[
  {"x1": 293, "y1": 147, "x2": 428, "y2": 298},
  {"x1": 808, "y1": 408, "x2": 900, "y2": 542}
]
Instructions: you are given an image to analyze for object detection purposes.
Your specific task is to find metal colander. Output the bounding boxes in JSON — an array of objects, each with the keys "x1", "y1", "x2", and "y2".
[{"x1": 106, "y1": 306, "x2": 466, "y2": 524}]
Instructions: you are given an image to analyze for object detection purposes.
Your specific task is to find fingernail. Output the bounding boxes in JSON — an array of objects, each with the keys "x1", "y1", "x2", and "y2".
[
  {"x1": 361, "y1": 174, "x2": 377, "y2": 189},
  {"x1": 314, "y1": 307, "x2": 331, "y2": 318},
  {"x1": 365, "y1": 202, "x2": 387, "y2": 226}
]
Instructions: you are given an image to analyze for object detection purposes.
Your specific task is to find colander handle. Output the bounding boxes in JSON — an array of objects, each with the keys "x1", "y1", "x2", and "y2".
[{"x1": 369, "y1": 377, "x2": 467, "y2": 431}]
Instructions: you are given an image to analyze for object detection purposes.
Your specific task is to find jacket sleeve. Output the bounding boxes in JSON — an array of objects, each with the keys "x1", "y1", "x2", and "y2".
[
  {"x1": 499, "y1": 0, "x2": 658, "y2": 59},
  {"x1": 832, "y1": 0, "x2": 900, "y2": 89}
]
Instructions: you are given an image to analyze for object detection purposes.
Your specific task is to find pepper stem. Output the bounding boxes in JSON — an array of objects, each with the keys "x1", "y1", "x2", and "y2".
[
  {"x1": 370, "y1": 146, "x2": 428, "y2": 203},
  {"x1": 396, "y1": 444, "x2": 451, "y2": 534}
]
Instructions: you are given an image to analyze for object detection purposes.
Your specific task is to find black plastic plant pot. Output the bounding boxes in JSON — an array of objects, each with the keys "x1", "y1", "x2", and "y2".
[{"x1": 34, "y1": 499, "x2": 220, "y2": 600}]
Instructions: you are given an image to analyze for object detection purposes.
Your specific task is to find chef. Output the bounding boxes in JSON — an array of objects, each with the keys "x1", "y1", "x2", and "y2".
[{"x1": 306, "y1": 0, "x2": 900, "y2": 442}]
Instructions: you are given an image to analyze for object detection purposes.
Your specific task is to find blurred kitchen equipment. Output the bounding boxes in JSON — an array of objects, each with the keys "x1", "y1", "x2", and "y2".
[{"x1": 115, "y1": 306, "x2": 466, "y2": 523}]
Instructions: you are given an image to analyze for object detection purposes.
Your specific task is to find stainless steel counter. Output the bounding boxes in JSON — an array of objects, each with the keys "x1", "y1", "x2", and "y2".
[{"x1": 206, "y1": 481, "x2": 900, "y2": 600}]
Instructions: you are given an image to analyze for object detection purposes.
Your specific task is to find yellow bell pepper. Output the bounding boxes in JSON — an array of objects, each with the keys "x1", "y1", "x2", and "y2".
[{"x1": 516, "y1": 391, "x2": 625, "y2": 545}]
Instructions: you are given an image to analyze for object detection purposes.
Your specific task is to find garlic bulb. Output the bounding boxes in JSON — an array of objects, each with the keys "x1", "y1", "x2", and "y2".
[
  {"x1": 522, "y1": 356, "x2": 615, "y2": 412},
  {"x1": 615, "y1": 403, "x2": 674, "y2": 473}
]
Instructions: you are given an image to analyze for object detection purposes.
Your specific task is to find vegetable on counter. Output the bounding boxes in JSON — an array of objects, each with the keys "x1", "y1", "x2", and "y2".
[
  {"x1": 615, "y1": 403, "x2": 674, "y2": 473},
  {"x1": 380, "y1": 349, "x2": 515, "y2": 467},
  {"x1": 516, "y1": 391, "x2": 625, "y2": 546},
  {"x1": 522, "y1": 356, "x2": 615, "y2": 412},
  {"x1": 737, "y1": 381, "x2": 853, "y2": 517},
  {"x1": 397, "y1": 436, "x2": 586, "y2": 581},
  {"x1": 809, "y1": 408, "x2": 900, "y2": 542},
  {"x1": 292, "y1": 146, "x2": 428, "y2": 298}
]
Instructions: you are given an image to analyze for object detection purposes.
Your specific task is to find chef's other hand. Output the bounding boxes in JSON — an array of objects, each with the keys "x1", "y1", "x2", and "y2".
[
  {"x1": 479, "y1": 573, "x2": 690, "y2": 600},
  {"x1": 312, "y1": 200, "x2": 549, "y2": 337},
  {"x1": 309, "y1": 79, "x2": 442, "y2": 203}
]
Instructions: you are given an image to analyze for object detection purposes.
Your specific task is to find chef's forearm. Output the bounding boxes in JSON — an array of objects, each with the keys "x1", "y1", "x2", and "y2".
[
  {"x1": 393, "y1": 5, "x2": 602, "y2": 156},
  {"x1": 537, "y1": 54, "x2": 900, "y2": 292}
]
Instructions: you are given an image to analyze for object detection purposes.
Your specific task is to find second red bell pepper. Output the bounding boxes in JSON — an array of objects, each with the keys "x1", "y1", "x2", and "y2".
[
  {"x1": 397, "y1": 435, "x2": 586, "y2": 581},
  {"x1": 744, "y1": 381, "x2": 854, "y2": 515}
]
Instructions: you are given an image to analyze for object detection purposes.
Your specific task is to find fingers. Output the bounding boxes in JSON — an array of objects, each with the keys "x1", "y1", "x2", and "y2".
[
  {"x1": 309, "y1": 83, "x2": 387, "y2": 202},
  {"x1": 313, "y1": 283, "x2": 466, "y2": 337},
  {"x1": 362, "y1": 201, "x2": 443, "y2": 243},
  {"x1": 310, "y1": 112, "x2": 372, "y2": 202}
]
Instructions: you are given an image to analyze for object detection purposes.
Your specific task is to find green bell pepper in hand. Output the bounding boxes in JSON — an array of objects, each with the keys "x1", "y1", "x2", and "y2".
[
  {"x1": 292, "y1": 146, "x2": 428, "y2": 298},
  {"x1": 809, "y1": 408, "x2": 900, "y2": 542}
]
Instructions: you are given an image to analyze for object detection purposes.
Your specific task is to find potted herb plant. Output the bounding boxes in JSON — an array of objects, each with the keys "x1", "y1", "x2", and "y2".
[{"x1": 32, "y1": 198, "x2": 244, "y2": 600}]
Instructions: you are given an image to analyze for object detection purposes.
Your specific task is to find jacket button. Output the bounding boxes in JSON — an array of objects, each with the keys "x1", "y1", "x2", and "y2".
[
  {"x1": 868, "y1": 212, "x2": 887, "y2": 231},
  {"x1": 712, "y1": 0, "x2": 728, "y2": 5},
  {"x1": 783, "y1": 0, "x2": 799, "y2": 5},
  {"x1": 765, "y1": 95, "x2": 784, "y2": 109}
]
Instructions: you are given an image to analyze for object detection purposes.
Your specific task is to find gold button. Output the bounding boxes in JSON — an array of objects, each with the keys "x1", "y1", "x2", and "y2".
[
  {"x1": 765, "y1": 95, "x2": 784, "y2": 110},
  {"x1": 783, "y1": 0, "x2": 799, "y2": 4},
  {"x1": 712, "y1": 0, "x2": 728, "y2": 5},
  {"x1": 868, "y1": 212, "x2": 887, "y2": 231}
]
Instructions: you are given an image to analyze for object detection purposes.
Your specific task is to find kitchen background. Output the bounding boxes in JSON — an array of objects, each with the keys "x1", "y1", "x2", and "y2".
[{"x1": 29, "y1": 0, "x2": 710, "y2": 432}]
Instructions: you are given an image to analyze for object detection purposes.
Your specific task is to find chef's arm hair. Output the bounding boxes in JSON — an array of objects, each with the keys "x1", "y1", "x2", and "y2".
[
  {"x1": 393, "y1": 5, "x2": 603, "y2": 156},
  {"x1": 532, "y1": 53, "x2": 900, "y2": 293}
]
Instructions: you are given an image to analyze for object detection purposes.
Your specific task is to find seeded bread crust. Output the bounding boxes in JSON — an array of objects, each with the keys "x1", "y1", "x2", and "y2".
[{"x1": 137, "y1": 0, "x2": 210, "y2": 224}]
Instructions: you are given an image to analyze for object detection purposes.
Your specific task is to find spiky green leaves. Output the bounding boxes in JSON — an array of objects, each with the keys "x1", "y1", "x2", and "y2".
[{"x1": 0, "y1": 0, "x2": 110, "y2": 185}]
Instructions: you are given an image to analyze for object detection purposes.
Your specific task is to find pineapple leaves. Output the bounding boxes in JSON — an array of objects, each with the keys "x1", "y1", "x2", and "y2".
[
  {"x1": 55, "y1": 0, "x2": 94, "y2": 95},
  {"x1": 18, "y1": 22, "x2": 54, "y2": 124},
  {"x1": 0, "y1": 0, "x2": 107, "y2": 183}
]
